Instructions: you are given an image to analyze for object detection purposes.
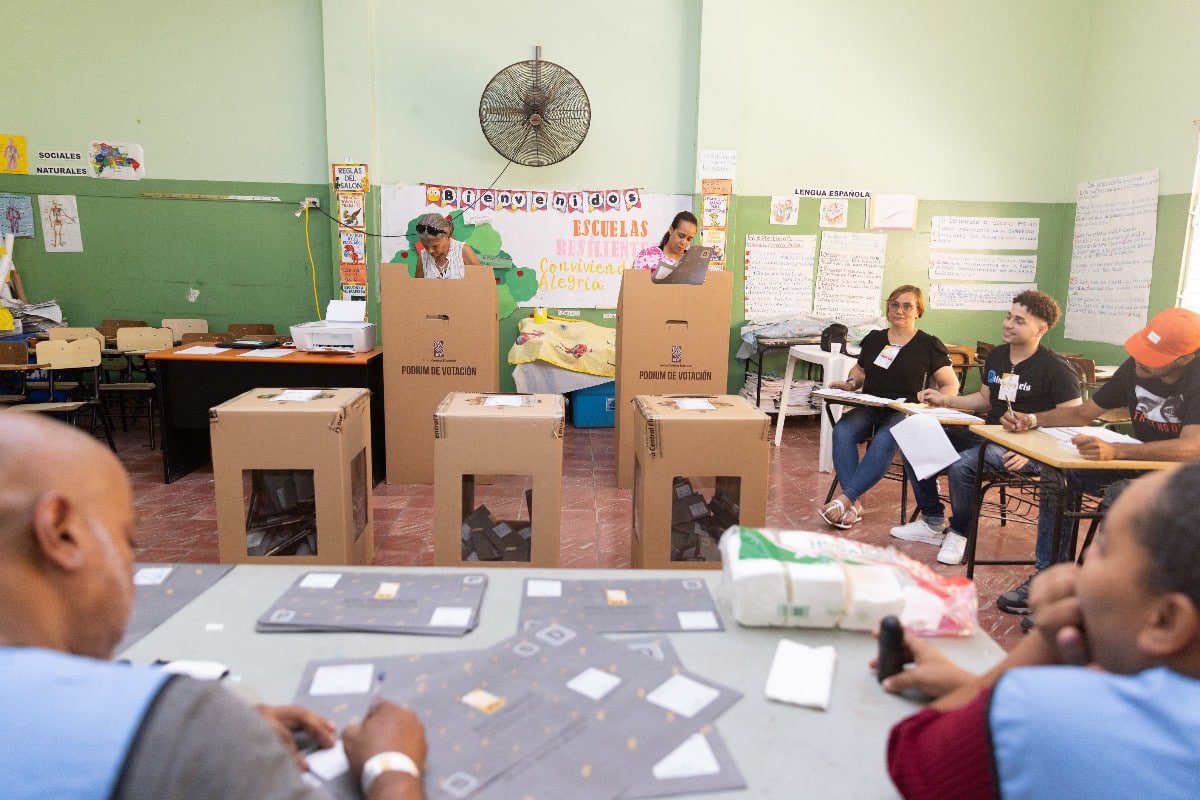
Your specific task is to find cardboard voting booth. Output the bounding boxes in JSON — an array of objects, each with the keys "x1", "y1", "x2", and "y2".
[
  {"x1": 614, "y1": 269, "x2": 732, "y2": 488},
  {"x1": 381, "y1": 263, "x2": 499, "y2": 484},
  {"x1": 631, "y1": 394, "x2": 770, "y2": 570},
  {"x1": 433, "y1": 393, "x2": 564, "y2": 568},
  {"x1": 210, "y1": 388, "x2": 373, "y2": 565}
]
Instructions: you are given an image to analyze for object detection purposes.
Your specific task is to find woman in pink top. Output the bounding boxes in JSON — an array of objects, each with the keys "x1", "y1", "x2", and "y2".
[{"x1": 630, "y1": 211, "x2": 697, "y2": 272}]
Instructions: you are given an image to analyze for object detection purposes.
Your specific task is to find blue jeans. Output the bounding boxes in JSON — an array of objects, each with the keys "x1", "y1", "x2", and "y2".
[
  {"x1": 831, "y1": 407, "x2": 906, "y2": 502},
  {"x1": 905, "y1": 429, "x2": 1040, "y2": 535},
  {"x1": 1034, "y1": 468, "x2": 1143, "y2": 570}
]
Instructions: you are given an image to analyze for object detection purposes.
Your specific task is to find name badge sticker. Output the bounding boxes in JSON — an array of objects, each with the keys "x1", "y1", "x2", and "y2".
[
  {"x1": 998, "y1": 373, "x2": 1020, "y2": 402},
  {"x1": 873, "y1": 344, "x2": 901, "y2": 369}
]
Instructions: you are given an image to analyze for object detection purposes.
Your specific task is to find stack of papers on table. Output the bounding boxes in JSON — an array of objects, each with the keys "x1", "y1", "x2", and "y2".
[
  {"x1": 740, "y1": 373, "x2": 816, "y2": 410},
  {"x1": 255, "y1": 571, "x2": 487, "y2": 636},
  {"x1": 812, "y1": 388, "x2": 898, "y2": 406},
  {"x1": 1040, "y1": 426, "x2": 1141, "y2": 448}
]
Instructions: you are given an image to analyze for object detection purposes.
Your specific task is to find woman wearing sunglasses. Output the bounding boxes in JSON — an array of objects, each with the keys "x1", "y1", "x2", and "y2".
[
  {"x1": 413, "y1": 212, "x2": 480, "y2": 279},
  {"x1": 819, "y1": 284, "x2": 959, "y2": 529}
]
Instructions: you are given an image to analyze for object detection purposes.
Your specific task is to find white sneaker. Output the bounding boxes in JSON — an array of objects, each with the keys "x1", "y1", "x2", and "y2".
[
  {"x1": 890, "y1": 519, "x2": 946, "y2": 546},
  {"x1": 937, "y1": 531, "x2": 968, "y2": 565}
]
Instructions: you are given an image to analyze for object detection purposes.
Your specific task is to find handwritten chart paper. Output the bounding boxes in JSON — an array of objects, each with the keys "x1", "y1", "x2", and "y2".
[
  {"x1": 1065, "y1": 170, "x2": 1159, "y2": 345},
  {"x1": 929, "y1": 253, "x2": 1037, "y2": 282},
  {"x1": 697, "y1": 149, "x2": 737, "y2": 180},
  {"x1": 930, "y1": 216, "x2": 1039, "y2": 250},
  {"x1": 813, "y1": 232, "x2": 886, "y2": 320},
  {"x1": 744, "y1": 234, "x2": 816, "y2": 320},
  {"x1": 931, "y1": 283, "x2": 1037, "y2": 310}
]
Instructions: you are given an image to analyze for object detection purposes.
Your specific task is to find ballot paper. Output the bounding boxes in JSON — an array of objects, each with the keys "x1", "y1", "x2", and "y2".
[
  {"x1": 1040, "y1": 426, "x2": 1141, "y2": 449},
  {"x1": 812, "y1": 387, "x2": 898, "y2": 406},
  {"x1": 764, "y1": 639, "x2": 836, "y2": 711},
  {"x1": 892, "y1": 413, "x2": 960, "y2": 480}
]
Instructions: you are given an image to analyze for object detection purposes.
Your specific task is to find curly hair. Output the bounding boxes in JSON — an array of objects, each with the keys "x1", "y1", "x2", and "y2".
[{"x1": 1012, "y1": 290, "x2": 1060, "y2": 329}]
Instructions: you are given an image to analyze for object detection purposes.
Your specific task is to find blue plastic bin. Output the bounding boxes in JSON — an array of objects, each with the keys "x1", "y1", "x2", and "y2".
[{"x1": 567, "y1": 381, "x2": 616, "y2": 428}]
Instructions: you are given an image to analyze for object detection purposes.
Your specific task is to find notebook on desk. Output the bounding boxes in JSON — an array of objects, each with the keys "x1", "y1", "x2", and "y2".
[
  {"x1": 216, "y1": 338, "x2": 282, "y2": 349},
  {"x1": 652, "y1": 246, "x2": 712, "y2": 285}
]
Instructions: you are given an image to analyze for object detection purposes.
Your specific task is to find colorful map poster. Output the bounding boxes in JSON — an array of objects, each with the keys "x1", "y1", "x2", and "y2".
[{"x1": 89, "y1": 141, "x2": 145, "y2": 180}]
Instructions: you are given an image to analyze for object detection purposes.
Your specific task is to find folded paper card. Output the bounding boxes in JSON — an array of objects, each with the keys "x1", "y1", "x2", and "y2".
[{"x1": 764, "y1": 639, "x2": 836, "y2": 711}]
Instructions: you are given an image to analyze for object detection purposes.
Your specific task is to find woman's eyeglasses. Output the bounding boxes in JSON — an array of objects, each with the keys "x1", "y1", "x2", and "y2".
[
  {"x1": 888, "y1": 301, "x2": 916, "y2": 312},
  {"x1": 416, "y1": 224, "x2": 446, "y2": 237}
]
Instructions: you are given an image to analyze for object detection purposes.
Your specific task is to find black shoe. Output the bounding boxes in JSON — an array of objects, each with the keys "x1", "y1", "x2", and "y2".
[
  {"x1": 1020, "y1": 616, "x2": 1034, "y2": 633},
  {"x1": 997, "y1": 577, "x2": 1033, "y2": 614}
]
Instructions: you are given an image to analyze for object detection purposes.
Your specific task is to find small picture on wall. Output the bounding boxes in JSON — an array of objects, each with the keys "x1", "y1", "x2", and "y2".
[
  {"x1": 819, "y1": 198, "x2": 848, "y2": 228},
  {"x1": 770, "y1": 195, "x2": 798, "y2": 225}
]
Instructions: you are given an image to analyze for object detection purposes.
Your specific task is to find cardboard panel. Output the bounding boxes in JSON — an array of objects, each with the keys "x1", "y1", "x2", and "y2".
[
  {"x1": 381, "y1": 264, "x2": 499, "y2": 484},
  {"x1": 631, "y1": 395, "x2": 769, "y2": 570},
  {"x1": 614, "y1": 270, "x2": 732, "y2": 487},
  {"x1": 210, "y1": 388, "x2": 373, "y2": 565},
  {"x1": 433, "y1": 393, "x2": 564, "y2": 568}
]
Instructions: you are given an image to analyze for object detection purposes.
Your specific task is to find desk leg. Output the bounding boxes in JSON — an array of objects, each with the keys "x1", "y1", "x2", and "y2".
[
  {"x1": 965, "y1": 443, "x2": 989, "y2": 579},
  {"x1": 773, "y1": 354, "x2": 799, "y2": 446},
  {"x1": 1045, "y1": 466, "x2": 1071, "y2": 567}
]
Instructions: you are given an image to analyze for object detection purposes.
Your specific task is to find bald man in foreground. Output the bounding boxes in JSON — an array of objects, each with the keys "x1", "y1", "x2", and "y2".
[{"x1": 0, "y1": 415, "x2": 426, "y2": 800}]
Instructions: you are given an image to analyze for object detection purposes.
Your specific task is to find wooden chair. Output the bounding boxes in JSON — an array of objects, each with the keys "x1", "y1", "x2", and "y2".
[
  {"x1": 1066, "y1": 356, "x2": 1097, "y2": 397},
  {"x1": 945, "y1": 346, "x2": 976, "y2": 391},
  {"x1": 98, "y1": 319, "x2": 148, "y2": 344},
  {"x1": 48, "y1": 326, "x2": 105, "y2": 344},
  {"x1": 181, "y1": 331, "x2": 232, "y2": 344},
  {"x1": 227, "y1": 323, "x2": 276, "y2": 337},
  {"x1": 10, "y1": 338, "x2": 115, "y2": 450},
  {"x1": 99, "y1": 327, "x2": 175, "y2": 448},
  {"x1": 0, "y1": 340, "x2": 40, "y2": 405},
  {"x1": 162, "y1": 318, "x2": 208, "y2": 343}
]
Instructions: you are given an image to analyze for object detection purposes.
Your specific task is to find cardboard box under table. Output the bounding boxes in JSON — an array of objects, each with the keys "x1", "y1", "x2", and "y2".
[
  {"x1": 614, "y1": 269, "x2": 732, "y2": 488},
  {"x1": 632, "y1": 394, "x2": 769, "y2": 570},
  {"x1": 433, "y1": 393, "x2": 563, "y2": 568},
  {"x1": 210, "y1": 388, "x2": 373, "y2": 565},
  {"x1": 381, "y1": 263, "x2": 499, "y2": 484}
]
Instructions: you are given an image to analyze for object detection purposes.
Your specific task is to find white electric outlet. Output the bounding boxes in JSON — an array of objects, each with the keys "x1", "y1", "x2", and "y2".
[{"x1": 303, "y1": 197, "x2": 320, "y2": 209}]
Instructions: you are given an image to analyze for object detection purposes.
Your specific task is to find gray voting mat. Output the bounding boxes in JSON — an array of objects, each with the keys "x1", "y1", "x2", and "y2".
[
  {"x1": 117, "y1": 564, "x2": 234, "y2": 652},
  {"x1": 293, "y1": 627, "x2": 743, "y2": 800},
  {"x1": 255, "y1": 571, "x2": 487, "y2": 636},
  {"x1": 517, "y1": 577, "x2": 724, "y2": 634}
]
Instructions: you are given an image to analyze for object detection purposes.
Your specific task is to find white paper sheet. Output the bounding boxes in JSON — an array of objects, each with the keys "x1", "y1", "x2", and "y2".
[
  {"x1": 763, "y1": 639, "x2": 836, "y2": 711},
  {"x1": 892, "y1": 413, "x2": 960, "y2": 480}
]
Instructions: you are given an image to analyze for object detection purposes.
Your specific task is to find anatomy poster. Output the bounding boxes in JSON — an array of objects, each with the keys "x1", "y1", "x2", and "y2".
[{"x1": 39, "y1": 195, "x2": 83, "y2": 252}]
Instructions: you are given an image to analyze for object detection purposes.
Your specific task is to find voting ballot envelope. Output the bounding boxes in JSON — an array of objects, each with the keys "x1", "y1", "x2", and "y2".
[
  {"x1": 614, "y1": 269, "x2": 732, "y2": 488},
  {"x1": 381, "y1": 263, "x2": 498, "y2": 484},
  {"x1": 210, "y1": 388, "x2": 373, "y2": 565}
]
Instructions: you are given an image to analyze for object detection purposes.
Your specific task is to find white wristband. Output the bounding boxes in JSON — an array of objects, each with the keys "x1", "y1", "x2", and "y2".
[{"x1": 361, "y1": 751, "x2": 420, "y2": 796}]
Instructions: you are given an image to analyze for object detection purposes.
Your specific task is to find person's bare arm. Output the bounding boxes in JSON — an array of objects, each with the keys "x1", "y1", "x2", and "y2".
[
  {"x1": 461, "y1": 244, "x2": 481, "y2": 266},
  {"x1": 931, "y1": 364, "x2": 960, "y2": 398},
  {"x1": 342, "y1": 701, "x2": 427, "y2": 800},
  {"x1": 254, "y1": 704, "x2": 336, "y2": 770},
  {"x1": 1004, "y1": 397, "x2": 1100, "y2": 431},
  {"x1": 918, "y1": 383, "x2": 989, "y2": 413},
  {"x1": 830, "y1": 365, "x2": 866, "y2": 391},
  {"x1": 1074, "y1": 423, "x2": 1200, "y2": 462}
]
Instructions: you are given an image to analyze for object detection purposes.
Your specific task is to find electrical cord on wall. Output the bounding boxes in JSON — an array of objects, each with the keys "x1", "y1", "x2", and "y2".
[{"x1": 303, "y1": 205, "x2": 323, "y2": 319}]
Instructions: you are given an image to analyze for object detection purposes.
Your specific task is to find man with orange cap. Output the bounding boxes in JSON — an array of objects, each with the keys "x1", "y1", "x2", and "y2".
[{"x1": 999, "y1": 307, "x2": 1200, "y2": 616}]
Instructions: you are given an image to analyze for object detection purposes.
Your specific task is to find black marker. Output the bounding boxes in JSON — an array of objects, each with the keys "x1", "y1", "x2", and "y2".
[{"x1": 876, "y1": 615, "x2": 905, "y2": 683}]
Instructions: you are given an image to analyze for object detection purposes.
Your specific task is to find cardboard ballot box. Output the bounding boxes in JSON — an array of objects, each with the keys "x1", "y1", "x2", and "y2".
[
  {"x1": 632, "y1": 394, "x2": 769, "y2": 570},
  {"x1": 433, "y1": 392, "x2": 564, "y2": 568},
  {"x1": 614, "y1": 269, "x2": 732, "y2": 488},
  {"x1": 381, "y1": 263, "x2": 499, "y2": 484},
  {"x1": 210, "y1": 388, "x2": 373, "y2": 565}
]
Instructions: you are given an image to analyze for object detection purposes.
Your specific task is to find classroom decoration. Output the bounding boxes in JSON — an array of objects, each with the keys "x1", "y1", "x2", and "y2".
[
  {"x1": 770, "y1": 195, "x2": 798, "y2": 226},
  {"x1": 382, "y1": 184, "x2": 691, "y2": 309},
  {"x1": 819, "y1": 198, "x2": 848, "y2": 228},
  {"x1": 744, "y1": 234, "x2": 817, "y2": 320},
  {"x1": 928, "y1": 215, "x2": 1042, "y2": 311},
  {"x1": 868, "y1": 193, "x2": 919, "y2": 230},
  {"x1": 32, "y1": 149, "x2": 89, "y2": 176},
  {"x1": 1065, "y1": 169, "x2": 1159, "y2": 345},
  {"x1": 812, "y1": 231, "x2": 886, "y2": 320},
  {"x1": 421, "y1": 183, "x2": 646, "y2": 213},
  {"x1": 0, "y1": 194, "x2": 36, "y2": 238},
  {"x1": 89, "y1": 141, "x2": 144, "y2": 180},
  {"x1": 334, "y1": 163, "x2": 370, "y2": 301},
  {"x1": 1, "y1": 135, "x2": 29, "y2": 174},
  {"x1": 38, "y1": 195, "x2": 83, "y2": 252}
]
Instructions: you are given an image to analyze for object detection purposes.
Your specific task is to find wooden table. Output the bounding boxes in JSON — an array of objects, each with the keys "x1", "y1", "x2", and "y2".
[
  {"x1": 146, "y1": 344, "x2": 384, "y2": 484},
  {"x1": 966, "y1": 425, "x2": 1173, "y2": 576}
]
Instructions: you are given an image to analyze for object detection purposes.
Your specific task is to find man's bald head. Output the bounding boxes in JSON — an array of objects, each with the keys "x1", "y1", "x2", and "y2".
[{"x1": 0, "y1": 415, "x2": 136, "y2": 659}]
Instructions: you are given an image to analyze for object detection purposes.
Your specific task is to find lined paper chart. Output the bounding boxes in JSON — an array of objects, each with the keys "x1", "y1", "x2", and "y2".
[
  {"x1": 744, "y1": 234, "x2": 816, "y2": 320},
  {"x1": 813, "y1": 232, "x2": 886, "y2": 320},
  {"x1": 928, "y1": 253, "x2": 1037, "y2": 282},
  {"x1": 930, "y1": 216, "x2": 1040, "y2": 250}
]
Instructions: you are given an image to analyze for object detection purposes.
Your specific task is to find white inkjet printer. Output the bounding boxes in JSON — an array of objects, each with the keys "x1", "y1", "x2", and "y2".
[{"x1": 290, "y1": 300, "x2": 376, "y2": 353}]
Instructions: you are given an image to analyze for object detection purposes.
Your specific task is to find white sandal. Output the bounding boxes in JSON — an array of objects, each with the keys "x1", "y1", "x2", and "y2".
[{"x1": 819, "y1": 499, "x2": 853, "y2": 530}]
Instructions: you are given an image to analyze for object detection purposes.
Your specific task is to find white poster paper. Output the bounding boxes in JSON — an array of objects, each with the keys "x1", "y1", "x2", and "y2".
[
  {"x1": 929, "y1": 253, "x2": 1037, "y2": 282},
  {"x1": 812, "y1": 232, "x2": 886, "y2": 320},
  {"x1": 930, "y1": 283, "x2": 1038, "y2": 311},
  {"x1": 930, "y1": 216, "x2": 1039, "y2": 250},
  {"x1": 697, "y1": 149, "x2": 737, "y2": 180},
  {"x1": 38, "y1": 195, "x2": 83, "y2": 252},
  {"x1": 1064, "y1": 170, "x2": 1159, "y2": 345},
  {"x1": 744, "y1": 234, "x2": 816, "y2": 320}
]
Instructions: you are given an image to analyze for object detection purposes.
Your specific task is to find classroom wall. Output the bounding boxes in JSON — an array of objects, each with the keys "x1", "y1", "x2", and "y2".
[{"x1": 5, "y1": 1, "x2": 1199, "y2": 388}]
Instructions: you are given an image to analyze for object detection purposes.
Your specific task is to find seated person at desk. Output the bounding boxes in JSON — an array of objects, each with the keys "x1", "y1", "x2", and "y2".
[
  {"x1": 0, "y1": 415, "x2": 428, "y2": 800},
  {"x1": 999, "y1": 307, "x2": 1200, "y2": 615},
  {"x1": 414, "y1": 212, "x2": 479, "y2": 279},
  {"x1": 629, "y1": 211, "x2": 698, "y2": 272},
  {"x1": 881, "y1": 466, "x2": 1200, "y2": 800},
  {"x1": 819, "y1": 285, "x2": 958, "y2": 529},
  {"x1": 890, "y1": 290, "x2": 1081, "y2": 565}
]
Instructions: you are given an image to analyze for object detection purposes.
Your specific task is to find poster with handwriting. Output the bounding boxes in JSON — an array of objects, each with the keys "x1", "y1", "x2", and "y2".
[
  {"x1": 1065, "y1": 170, "x2": 1158, "y2": 345},
  {"x1": 930, "y1": 216, "x2": 1039, "y2": 250},
  {"x1": 930, "y1": 283, "x2": 1038, "y2": 311},
  {"x1": 744, "y1": 234, "x2": 816, "y2": 320},
  {"x1": 813, "y1": 232, "x2": 886, "y2": 320},
  {"x1": 928, "y1": 253, "x2": 1036, "y2": 282}
]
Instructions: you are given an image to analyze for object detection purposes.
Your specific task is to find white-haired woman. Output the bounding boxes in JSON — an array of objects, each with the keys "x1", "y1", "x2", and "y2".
[{"x1": 414, "y1": 213, "x2": 480, "y2": 279}]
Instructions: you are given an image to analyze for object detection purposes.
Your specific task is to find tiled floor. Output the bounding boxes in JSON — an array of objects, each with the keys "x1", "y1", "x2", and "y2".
[{"x1": 117, "y1": 414, "x2": 1036, "y2": 651}]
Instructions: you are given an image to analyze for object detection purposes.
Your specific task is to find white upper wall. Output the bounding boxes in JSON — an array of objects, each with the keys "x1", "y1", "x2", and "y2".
[
  {"x1": 724, "y1": 0, "x2": 1090, "y2": 202},
  {"x1": 1070, "y1": 0, "x2": 1200, "y2": 195}
]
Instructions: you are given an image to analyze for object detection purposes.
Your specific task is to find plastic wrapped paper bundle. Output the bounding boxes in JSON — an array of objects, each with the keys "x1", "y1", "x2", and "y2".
[{"x1": 718, "y1": 526, "x2": 976, "y2": 637}]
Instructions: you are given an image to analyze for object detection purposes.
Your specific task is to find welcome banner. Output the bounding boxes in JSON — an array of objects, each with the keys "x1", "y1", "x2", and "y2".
[{"x1": 382, "y1": 185, "x2": 691, "y2": 308}]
